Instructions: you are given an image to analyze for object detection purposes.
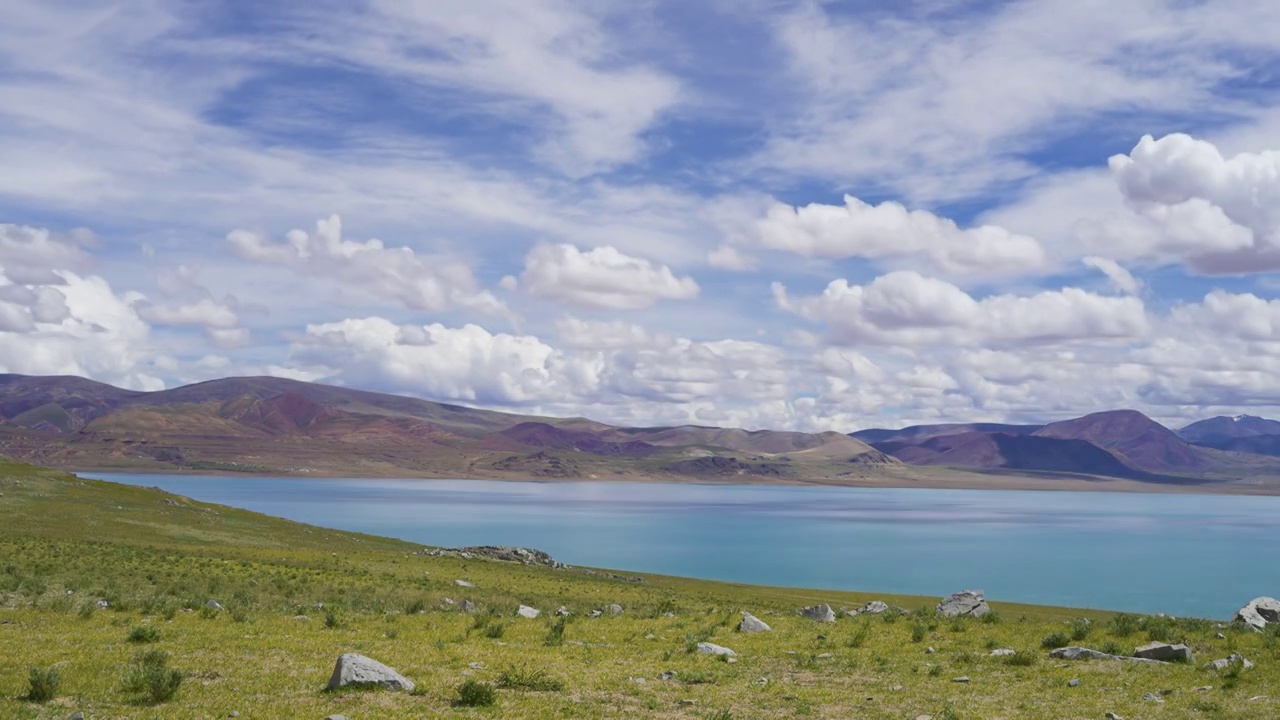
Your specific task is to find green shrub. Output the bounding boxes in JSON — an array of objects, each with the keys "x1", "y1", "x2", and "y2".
[
  {"x1": 545, "y1": 616, "x2": 567, "y2": 646},
  {"x1": 1004, "y1": 652, "x2": 1036, "y2": 667},
  {"x1": 882, "y1": 608, "x2": 902, "y2": 624},
  {"x1": 454, "y1": 679, "x2": 497, "y2": 707},
  {"x1": 484, "y1": 622, "x2": 507, "y2": 639},
  {"x1": 704, "y1": 711, "x2": 734, "y2": 720},
  {"x1": 404, "y1": 598, "x2": 426, "y2": 615},
  {"x1": 1041, "y1": 631, "x2": 1070, "y2": 649},
  {"x1": 981, "y1": 610, "x2": 1002, "y2": 624},
  {"x1": 911, "y1": 623, "x2": 928, "y2": 642},
  {"x1": 497, "y1": 665, "x2": 565, "y2": 692},
  {"x1": 25, "y1": 665, "x2": 61, "y2": 703},
  {"x1": 1070, "y1": 618, "x2": 1092, "y2": 641},
  {"x1": 1108, "y1": 612, "x2": 1138, "y2": 637},
  {"x1": 847, "y1": 623, "x2": 872, "y2": 648},
  {"x1": 323, "y1": 610, "x2": 342, "y2": 629},
  {"x1": 122, "y1": 649, "x2": 183, "y2": 704},
  {"x1": 927, "y1": 664, "x2": 942, "y2": 677},
  {"x1": 127, "y1": 625, "x2": 161, "y2": 643}
]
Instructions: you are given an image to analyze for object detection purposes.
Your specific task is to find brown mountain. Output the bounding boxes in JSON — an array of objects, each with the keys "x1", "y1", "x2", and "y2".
[
  {"x1": 872, "y1": 431, "x2": 1152, "y2": 479},
  {"x1": 1032, "y1": 410, "x2": 1205, "y2": 472},
  {"x1": 852, "y1": 422, "x2": 1041, "y2": 444}
]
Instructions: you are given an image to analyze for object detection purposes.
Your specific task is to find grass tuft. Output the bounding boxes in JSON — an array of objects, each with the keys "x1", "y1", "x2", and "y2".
[
  {"x1": 454, "y1": 679, "x2": 497, "y2": 707},
  {"x1": 121, "y1": 649, "x2": 183, "y2": 705},
  {"x1": 496, "y1": 665, "x2": 565, "y2": 692},
  {"x1": 127, "y1": 625, "x2": 161, "y2": 643},
  {"x1": 24, "y1": 665, "x2": 61, "y2": 703}
]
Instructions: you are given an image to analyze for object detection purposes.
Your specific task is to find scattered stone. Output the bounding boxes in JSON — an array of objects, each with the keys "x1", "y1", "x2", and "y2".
[
  {"x1": 915, "y1": 715, "x2": 934, "y2": 720},
  {"x1": 1068, "y1": 679, "x2": 1080, "y2": 687},
  {"x1": 425, "y1": 545, "x2": 565, "y2": 568},
  {"x1": 953, "y1": 676, "x2": 970, "y2": 683},
  {"x1": 609, "y1": 604, "x2": 624, "y2": 615},
  {"x1": 1207, "y1": 654, "x2": 1254, "y2": 671},
  {"x1": 678, "y1": 699, "x2": 696, "y2": 706},
  {"x1": 556, "y1": 606, "x2": 570, "y2": 616},
  {"x1": 662, "y1": 612, "x2": 676, "y2": 618},
  {"x1": 1195, "y1": 685, "x2": 1213, "y2": 692},
  {"x1": 696, "y1": 642, "x2": 737, "y2": 657},
  {"x1": 659, "y1": 670, "x2": 678, "y2": 681},
  {"x1": 327, "y1": 653, "x2": 414, "y2": 692},
  {"x1": 644, "y1": 633, "x2": 656, "y2": 640},
  {"x1": 454, "y1": 579, "x2": 475, "y2": 588},
  {"x1": 727, "y1": 656, "x2": 738, "y2": 663},
  {"x1": 229, "y1": 713, "x2": 239, "y2": 718},
  {"x1": 752, "y1": 677, "x2": 769, "y2": 686},
  {"x1": 817, "y1": 653, "x2": 833, "y2": 659},
  {"x1": 1050, "y1": 646, "x2": 1164, "y2": 663},
  {"x1": 468, "y1": 662, "x2": 484, "y2": 669},
  {"x1": 799, "y1": 604, "x2": 836, "y2": 622},
  {"x1": 293, "y1": 615, "x2": 310, "y2": 621},
  {"x1": 69, "y1": 714, "x2": 84, "y2": 720},
  {"x1": 1134, "y1": 642, "x2": 1193, "y2": 663},
  {"x1": 1143, "y1": 693, "x2": 1165, "y2": 703},
  {"x1": 517, "y1": 605, "x2": 541, "y2": 619},
  {"x1": 738, "y1": 612, "x2": 772, "y2": 633},
  {"x1": 442, "y1": 597, "x2": 455, "y2": 605},
  {"x1": 859, "y1": 600, "x2": 890, "y2": 614},
  {"x1": 95, "y1": 599, "x2": 110, "y2": 609},
  {"x1": 1105, "y1": 714, "x2": 1124, "y2": 720},
  {"x1": 1234, "y1": 597, "x2": 1280, "y2": 631},
  {"x1": 936, "y1": 589, "x2": 990, "y2": 618},
  {"x1": 460, "y1": 600, "x2": 477, "y2": 614},
  {"x1": 990, "y1": 649, "x2": 1016, "y2": 657},
  {"x1": 629, "y1": 676, "x2": 646, "y2": 684},
  {"x1": 325, "y1": 716, "x2": 350, "y2": 720},
  {"x1": 1216, "y1": 632, "x2": 1227, "y2": 639},
  {"x1": 205, "y1": 599, "x2": 224, "y2": 611},
  {"x1": 588, "y1": 609, "x2": 603, "y2": 618},
  {"x1": 926, "y1": 647, "x2": 936, "y2": 654}
]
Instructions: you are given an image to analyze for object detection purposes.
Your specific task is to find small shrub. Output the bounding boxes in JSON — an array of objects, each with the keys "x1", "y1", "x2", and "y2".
[
  {"x1": 122, "y1": 650, "x2": 183, "y2": 704},
  {"x1": 981, "y1": 610, "x2": 1002, "y2": 624},
  {"x1": 1041, "y1": 631, "x2": 1070, "y2": 649},
  {"x1": 847, "y1": 624, "x2": 872, "y2": 648},
  {"x1": 454, "y1": 679, "x2": 497, "y2": 707},
  {"x1": 1070, "y1": 618, "x2": 1092, "y2": 642},
  {"x1": 1004, "y1": 652, "x2": 1036, "y2": 667},
  {"x1": 1099, "y1": 640, "x2": 1123, "y2": 656},
  {"x1": 385, "y1": 628, "x2": 399, "y2": 639},
  {"x1": 939, "y1": 702, "x2": 960, "y2": 720},
  {"x1": 545, "y1": 616, "x2": 567, "y2": 646},
  {"x1": 484, "y1": 623, "x2": 507, "y2": 639},
  {"x1": 404, "y1": 599, "x2": 426, "y2": 615},
  {"x1": 128, "y1": 625, "x2": 161, "y2": 644},
  {"x1": 704, "y1": 711, "x2": 734, "y2": 720},
  {"x1": 77, "y1": 604, "x2": 96, "y2": 620},
  {"x1": 1220, "y1": 656, "x2": 1247, "y2": 690},
  {"x1": 882, "y1": 608, "x2": 902, "y2": 624},
  {"x1": 948, "y1": 617, "x2": 967, "y2": 633},
  {"x1": 497, "y1": 665, "x2": 565, "y2": 692},
  {"x1": 911, "y1": 623, "x2": 928, "y2": 643},
  {"x1": 928, "y1": 664, "x2": 943, "y2": 677},
  {"x1": 323, "y1": 610, "x2": 341, "y2": 629},
  {"x1": 25, "y1": 665, "x2": 61, "y2": 703}
]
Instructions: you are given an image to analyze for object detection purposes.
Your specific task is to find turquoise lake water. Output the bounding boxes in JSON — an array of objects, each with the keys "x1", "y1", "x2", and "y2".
[{"x1": 91, "y1": 474, "x2": 1280, "y2": 619}]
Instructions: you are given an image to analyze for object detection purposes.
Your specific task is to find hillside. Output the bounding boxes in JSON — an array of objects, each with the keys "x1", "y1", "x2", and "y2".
[
  {"x1": 0, "y1": 374, "x2": 896, "y2": 484},
  {"x1": 3, "y1": 459, "x2": 1278, "y2": 719},
  {"x1": 1180, "y1": 415, "x2": 1280, "y2": 457},
  {"x1": 1032, "y1": 410, "x2": 1206, "y2": 473}
]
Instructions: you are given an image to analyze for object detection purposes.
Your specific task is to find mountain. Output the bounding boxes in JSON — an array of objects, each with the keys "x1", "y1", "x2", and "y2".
[
  {"x1": 870, "y1": 431, "x2": 1151, "y2": 479},
  {"x1": 1032, "y1": 410, "x2": 1204, "y2": 472},
  {"x1": 0, "y1": 374, "x2": 893, "y2": 482},
  {"x1": 1178, "y1": 415, "x2": 1280, "y2": 458},
  {"x1": 852, "y1": 423, "x2": 1041, "y2": 445}
]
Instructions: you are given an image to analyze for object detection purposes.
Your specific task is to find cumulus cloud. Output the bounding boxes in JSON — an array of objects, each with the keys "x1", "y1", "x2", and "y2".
[
  {"x1": 774, "y1": 271, "x2": 1147, "y2": 346},
  {"x1": 0, "y1": 224, "x2": 91, "y2": 285},
  {"x1": 507, "y1": 243, "x2": 700, "y2": 310},
  {"x1": 136, "y1": 299, "x2": 239, "y2": 329},
  {"x1": 752, "y1": 196, "x2": 1048, "y2": 276},
  {"x1": 1082, "y1": 256, "x2": 1142, "y2": 295},
  {"x1": 707, "y1": 244, "x2": 759, "y2": 271},
  {"x1": 229, "y1": 215, "x2": 507, "y2": 315},
  {"x1": 1108, "y1": 133, "x2": 1280, "y2": 273}
]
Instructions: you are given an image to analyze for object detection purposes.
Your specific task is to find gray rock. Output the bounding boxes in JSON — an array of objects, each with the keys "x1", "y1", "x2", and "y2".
[
  {"x1": 936, "y1": 589, "x2": 990, "y2": 618},
  {"x1": 925, "y1": 646, "x2": 936, "y2": 654},
  {"x1": 1143, "y1": 692, "x2": 1165, "y2": 703},
  {"x1": 1134, "y1": 642, "x2": 1193, "y2": 663},
  {"x1": 454, "y1": 579, "x2": 475, "y2": 588},
  {"x1": 696, "y1": 642, "x2": 737, "y2": 657},
  {"x1": 952, "y1": 676, "x2": 970, "y2": 683},
  {"x1": 294, "y1": 615, "x2": 310, "y2": 621},
  {"x1": 517, "y1": 604, "x2": 541, "y2": 619},
  {"x1": 442, "y1": 597, "x2": 455, "y2": 605},
  {"x1": 325, "y1": 716, "x2": 350, "y2": 720},
  {"x1": 327, "y1": 653, "x2": 414, "y2": 692},
  {"x1": 859, "y1": 600, "x2": 890, "y2": 614},
  {"x1": 989, "y1": 649, "x2": 1016, "y2": 657},
  {"x1": 1105, "y1": 714, "x2": 1124, "y2": 720},
  {"x1": 738, "y1": 612, "x2": 772, "y2": 633},
  {"x1": 659, "y1": 670, "x2": 678, "y2": 680},
  {"x1": 1216, "y1": 632, "x2": 1226, "y2": 639},
  {"x1": 460, "y1": 600, "x2": 477, "y2": 614},
  {"x1": 1049, "y1": 646, "x2": 1164, "y2": 663},
  {"x1": 1234, "y1": 597, "x2": 1280, "y2": 631},
  {"x1": 205, "y1": 599, "x2": 224, "y2": 611},
  {"x1": 817, "y1": 652, "x2": 833, "y2": 659},
  {"x1": 588, "y1": 609, "x2": 602, "y2": 618},
  {"x1": 95, "y1": 599, "x2": 110, "y2": 609},
  {"x1": 799, "y1": 604, "x2": 836, "y2": 622},
  {"x1": 556, "y1": 606, "x2": 571, "y2": 616},
  {"x1": 1207, "y1": 654, "x2": 1254, "y2": 671},
  {"x1": 69, "y1": 714, "x2": 84, "y2": 720},
  {"x1": 609, "y1": 603, "x2": 624, "y2": 615},
  {"x1": 1068, "y1": 679, "x2": 1080, "y2": 687}
]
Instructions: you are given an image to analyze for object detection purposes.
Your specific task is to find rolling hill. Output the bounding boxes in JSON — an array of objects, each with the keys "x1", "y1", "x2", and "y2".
[{"x1": 1178, "y1": 415, "x2": 1280, "y2": 457}]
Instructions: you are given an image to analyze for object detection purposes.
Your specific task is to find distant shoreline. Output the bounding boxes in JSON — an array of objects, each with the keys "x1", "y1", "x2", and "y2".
[{"x1": 70, "y1": 465, "x2": 1280, "y2": 497}]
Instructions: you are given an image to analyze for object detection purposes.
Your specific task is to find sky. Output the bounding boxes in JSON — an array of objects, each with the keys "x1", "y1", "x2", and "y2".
[{"x1": 3, "y1": 0, "x2": 1280, "y2": 432}]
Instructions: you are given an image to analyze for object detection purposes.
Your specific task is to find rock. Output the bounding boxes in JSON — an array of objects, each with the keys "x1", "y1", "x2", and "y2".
[
  {"x1": 817, "y1": 652, "x2": 833, "y2": 659},
  {"x1": 659, "y1": 670, "x2": 678, "y2": 681},
  {"x1": 989, "y1": 649, "x2": 1016, "y2": 657},
  {"x1": 69, "y1": 714, "x2": 84, "y2": 720},
  {"x1": 925, "y1": 647, "x2": 936, "y2": 654},
  {"x1": 229, "y1": 713, "x2": 239, "y2": 718},
  {"x1": 442, "y1": 597, "x2": 455, "y2": 605},
  {"x1": 1105, "y1": 714, "x2": 1124, "y2": 720},
  {"x1": 588, "y1": 609, "x2": 602, "y2": 618},
  {"x1": 1234, "y1": 597, "x2": 1280, "y2": 631},
  {"x1": 629, "y1": 676, "x2": 646, "y2": 684},
  {"x1": 1143, "y1": 692, "x2": 1165, "y2": 703},
  {"x1": 1134, "y1": 642, "x2": 1193, "y2": 663},
  {"x1": 327, "y1": 653, "x2": 414, "y2": 692},
  {"x1": 738, "y1": 611, "x2": 772, "y2": 633},
  {"x1": 799, "y1": 604, "x2": 836, "y2": 622},
  {"x1": 1068, "y1": 679, "x2": 1080, "y2": 687},
  {"x1": 696, "y1": 642, "x2": 737, "y2": 657},
  {"x1": 517, "y1": 605, "x2": 541, "y2": 619},
  {"x1": 1049, "y1": 647, "x2": 1165, "y2": 663},
  {"x1": 1216, "y1": 632, "x2": 1226, "y2": 639},
  {"x1": 859, "y1": 600, "x2": 890, "y2": 614},
  {"x1": 1207, "y1": 654, "x2": 1254, "y2": 671},
  {"x1": 460, "y1": 600, "x2": 477, "y2": 614},
  {"x1": 556, "y1": 606, "x2": 570, "y2": 616},
  {"x1": 325, "y1": 716, "x2": 350, "y2": 720},
  {"x1": 454, "y1": 579, "x2": 475, "y2": 588},
  {"x1": 205, "y1": 599, "x2": 224, "y2": 611},
  {"x1": 95, "y1": 599, "x2": 110, "y2": 609},
  {"x1": 936, "y1": 589, "x2": 990, "y2": 618},
  {"x1": 915, "y1": 716, "x2": 934, "y2": 720},
  {"x1": 609, "y1": 604, "x2": 624, "y2": 615},
  {"x1": 1195, "y1": 685, "x2": 1213, "y2": 691},
  {"x1": 953, "y1": 676, "x2": 970, "y2": 683},
  {"x1": 294, "y1": 615, "x2": 310, "y2": 621}
]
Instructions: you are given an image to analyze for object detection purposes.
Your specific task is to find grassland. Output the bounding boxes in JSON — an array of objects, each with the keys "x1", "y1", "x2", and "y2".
[{"x1": 1, "y1": 458, "x2": 1277, "y2": 719}]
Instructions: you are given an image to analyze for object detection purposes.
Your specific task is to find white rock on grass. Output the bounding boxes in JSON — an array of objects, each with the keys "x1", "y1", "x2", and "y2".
[
  {"x1": 1207, "y1": 654, "x2": 1254, "y2": 671},
  {"x1": 1234, "y1": 597, "x2": 1280, "y2": 631},
  {"x1": 517, "y1": 605, "x2": 541, "y2": 619},
  {"x1": 327, "y1": 653, "x2": 414, "y2": 692},
  {"x1": 696, "y1": 642, "x2": 737, "y2": 657},
  {"x1": 860, "y1": 600, "x2": 890, "y2": 614},
  {"x1": 738, "y1": 612, "x2": 771, "y2": 633},
  {"x1": 455, "y1": 579, "x2": 475, "y2": 588},
  {"x1": 205, "y1": 599, "x2": 224, "y2": 611},
  {"x1": 799, "y1": 604, "x2": 836, "y2": 622},
  {"x1": 1049, "y1": 647, "x2": 1164, "y2": 663},
  {"x1": 936, "y1": 590, "x2": 990, "y2": 618},
  {"x1": 989, "y1": 649, "x2": 1016, "y2": 657},
  {"x1": 609, "y1": 604, "x2": 624, "y2": 615},
  {"x1": 1134, "y1": 642, "x2": 1193, "y2": 663},
  {"x1": 555, "y1": 606, "x2": 571, "y2": 616}
]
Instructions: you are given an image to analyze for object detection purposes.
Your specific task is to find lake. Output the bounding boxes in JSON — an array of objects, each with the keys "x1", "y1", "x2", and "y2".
[{"x1": 90, "y1": 474, "x2": 1280, "y2": 619}]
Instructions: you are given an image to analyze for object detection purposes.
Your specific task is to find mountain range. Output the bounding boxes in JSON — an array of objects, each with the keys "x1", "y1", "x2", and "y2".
[{"x1": 1, "y1": 373, "x2": 1278, "y2": 491}]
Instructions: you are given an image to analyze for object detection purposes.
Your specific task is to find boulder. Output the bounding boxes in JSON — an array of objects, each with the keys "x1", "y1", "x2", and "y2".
[
  {"x1": 1207, "y1": 654, "x2": 1254, "y2": 671},
  {"x1": 205, "y1": 599, "x2": 224, "y2": 612},
  {"x1": 799, "y1": 604, "x2": 836, "y2": 622},
  {"x1": 555, "y1": 606, "x2": 571, "y2": 617},
  {"x1": 1134, "y1": 642, "x2": 1193, "y2": 663},
  {"x1": 1049, "y1": 647, "x2": 1164, "y2": 663},
  {"x1": 859, "y1": 600, "x2": 890, "y2": 614},
  {"x1": 588, "y1": 609, "x2": 603, "y2": 618},
  {"x1": 936, "y1": 590, "x2": 990, "y2": 618},
  {"x1": 517, "y1": 605, "x2": 541, "y2": 619},
  {"x1": 738, "y1": 612, "x2": 771, "y2": 633},
  {"x1": 327, "y1": 653, "x2": 414, "y2": 692},
  {"x1": 696, "y1": 642, "x2": 736, "y2": 657},
  {"x1": 1234, "y1": 597, "x2": 1280, "y2": 631},
  {"x1": 609, "y1": 604, "x2": 624, "y2": 615},
  {"x1": 455, "y1": 579, "x2": 475, "y2": 588},
  {"x1": 989, "y1": 649, "x2": 1016, "y2": 657},
  {"x1": 460, "y1": 600, "x2": 477, "y2": 614}
]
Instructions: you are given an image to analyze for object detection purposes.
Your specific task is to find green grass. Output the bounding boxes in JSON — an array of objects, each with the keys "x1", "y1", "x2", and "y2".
[{"x1": 1, "y1": 457, "x2": 1277, "y2": 718}]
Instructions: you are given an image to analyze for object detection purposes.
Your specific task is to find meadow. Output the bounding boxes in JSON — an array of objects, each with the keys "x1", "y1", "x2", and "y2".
[{"x1": 1, "y1": 458, "x2": 1277, "y2": 719}]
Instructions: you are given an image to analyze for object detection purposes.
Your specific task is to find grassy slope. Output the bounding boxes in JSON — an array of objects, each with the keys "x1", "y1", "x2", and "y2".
[{"x1": 1, "y1": 459, "x2": 1277, "y2": 719}]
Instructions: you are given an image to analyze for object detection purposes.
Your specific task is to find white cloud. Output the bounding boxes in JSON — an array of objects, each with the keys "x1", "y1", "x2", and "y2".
[
  {"x1": 706, "y1": 244, "x2": 759, "y2": 271},
  {"x1": 1082, "y1": 256, "x2": 1142, "y2": 295},
  {"x1": 753, "y1": 195, "x2": 1048, "y2": 276},
  {"x1": 774, "y1": 271, "x2": 1148, "y2": 346},
  {"x1": 229, "y1": 215, "x2": 507, "y2": 315},
  {"x1": 0, "y1": 223, "x2": 91, "y2": 285},
  {"x1": 136, "y1": 299, "x2": 239, "y2": 329},
  {"x1": 509, "y1": 243, "x2": 700, "y2": 310}
]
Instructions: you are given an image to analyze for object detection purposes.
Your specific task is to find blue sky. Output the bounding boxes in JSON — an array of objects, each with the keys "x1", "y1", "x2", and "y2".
[{"x1": 3, "y1": 0, "x2": 1280, "y2": 431}]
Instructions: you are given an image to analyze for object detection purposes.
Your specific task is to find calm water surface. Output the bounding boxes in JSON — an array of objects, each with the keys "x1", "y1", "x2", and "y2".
[{"x1": 91, "y1": 474, "x2": 1280, "y2": 619}]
